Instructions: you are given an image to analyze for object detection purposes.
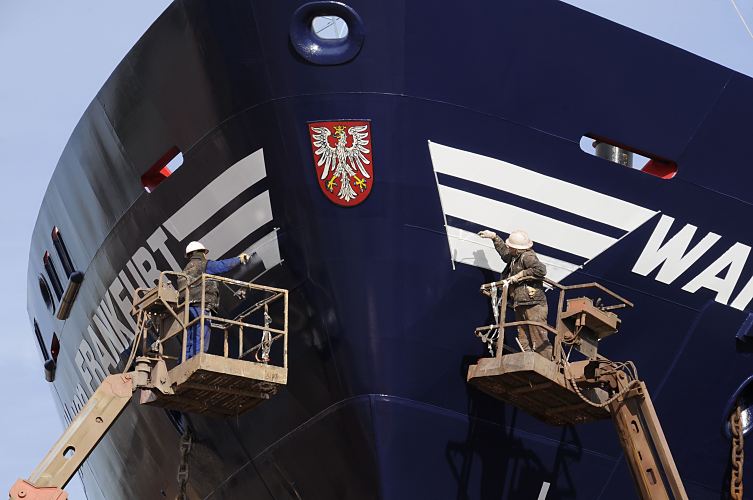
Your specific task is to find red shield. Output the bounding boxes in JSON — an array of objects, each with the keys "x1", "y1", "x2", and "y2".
[{"x1": 308, "y1": 120, "x2": 374, "y2": 206}]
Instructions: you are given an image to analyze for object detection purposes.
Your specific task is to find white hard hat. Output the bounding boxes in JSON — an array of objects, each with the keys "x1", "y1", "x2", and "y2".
[
  {"x1": 505, "y1": 230, "x2": 533, "y2": 250},
  {"x1": 185, "y1": 241, "x2": 208, "y2": 256}
]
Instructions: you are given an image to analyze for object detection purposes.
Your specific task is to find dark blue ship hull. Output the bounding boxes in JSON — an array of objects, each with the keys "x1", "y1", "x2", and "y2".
[{"x1": 26, "y1": 0, "x2": 753, "y2": 498}]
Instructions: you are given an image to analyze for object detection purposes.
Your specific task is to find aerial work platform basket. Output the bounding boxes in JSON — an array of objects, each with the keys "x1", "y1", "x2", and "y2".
[
  {"x1": 467, "y1": 277, "x2": 689, "y2": 499},
  {"x1": 130, "y1": 271, "x2": 289, "y2": 417},
  {"x1": 467, "y1": 278, "x2": 631, "y2": 425},
  {"x1": 468, "y1": 352, "x2": 610, "y2": 425},
  {"x1": 8, "y1": 272, "x2": 291, "y2": 500},
  {"x1": 139, "y1": 352, "x2": 286, "y2": 416}
]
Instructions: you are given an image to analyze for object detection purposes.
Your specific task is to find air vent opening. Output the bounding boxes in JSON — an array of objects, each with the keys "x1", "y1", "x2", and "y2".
[
  {"x1": 311, "y1": 15, "x2": 349, "y2": 40},
  {"x1": 580, "y1": 135, "x2": 677, "y2": 179},
  {"x1": 141, "y1": 147, "x2": 183, "y2": 193},
  {"x1": 51, "y1": 227, "x2": 75, "y2": 278}
]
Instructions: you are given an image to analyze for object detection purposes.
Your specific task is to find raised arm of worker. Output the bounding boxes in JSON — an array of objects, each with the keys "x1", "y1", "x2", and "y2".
[
  {"x1": 205, "y1": 253, "x2": 250, "y2": 274},
  {"x1": 478, "y1": 229, "x2": 546, "y2": 283},
  {"x1": 478, "y1": 229, "x2": 514, "y2": 263}
]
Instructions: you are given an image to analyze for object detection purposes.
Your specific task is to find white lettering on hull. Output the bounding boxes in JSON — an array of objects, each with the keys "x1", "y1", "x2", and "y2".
[
  {"x1": 632, "y1": 215, "x2": 721, "y2": 284},
  {"x1": 426, "y1": 142, "x2": 753, "y2": 313},
  {"x1": 87, "y1": 326, "x2": 118, "y2": 372},
  {"x1": 147, "y1": 227, "x2": 181, "y2": 271},
  {"x1": 62, "y1": 148, "x2": 282, "y2": 418},
  {"x1": 682, "y1": 242, "x2": 751, "y2": 305},
  {"x1": 634, "y1": 215, "x2": 753, "y2": 311}
]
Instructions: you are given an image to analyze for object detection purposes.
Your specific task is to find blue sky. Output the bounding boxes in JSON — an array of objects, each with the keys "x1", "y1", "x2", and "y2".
[
  {"x1": 562, "y1": 0, "x2": 753, "y2": 77},
  {"x1": 0, "y1": 1, "x2": 751, "y2": 498},
  {"x1": 0, "y1": 2, "x2": 170, "y2": 496}
]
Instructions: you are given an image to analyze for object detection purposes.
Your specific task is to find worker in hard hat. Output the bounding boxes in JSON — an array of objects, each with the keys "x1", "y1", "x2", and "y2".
[
  {"x1": 178, "y1": 241, "x2": 250, "y2": 359},
  {"x1": 478, "y1": 229, "x2": 552, "y2": 358}
]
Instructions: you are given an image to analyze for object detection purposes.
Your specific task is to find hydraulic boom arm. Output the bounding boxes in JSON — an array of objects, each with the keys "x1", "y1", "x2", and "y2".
[
  {"x1": 606, "y1": 376, "x2": 687, "y2": 499},
  {"x1": 468, "y1": 279, "x2": 690, "y2": 500},
  {"x1": 9, "y1": 374, "x2": 135, "y2": 500},
  {"x1": 10, "y1": 272, "x2": 290, "y2": 500},
  {"x1": 571, "y1": 361, "x2": 688, "y2": 500}
]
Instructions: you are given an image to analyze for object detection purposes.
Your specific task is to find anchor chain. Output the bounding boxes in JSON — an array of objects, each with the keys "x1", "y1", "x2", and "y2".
[
  {"x1": 176, "y1": 427, "x2": 192, "y2": 500},
  {"x1": 730, "y1": 405, "x2": 744, "y2": 500}
]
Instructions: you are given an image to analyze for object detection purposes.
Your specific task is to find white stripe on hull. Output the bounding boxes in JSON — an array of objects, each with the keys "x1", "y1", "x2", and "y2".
[
  {"x1": 429, "y1": 141, "x2": 658, "y2": 278},
  {"x1": 429, "y1": 141, "x2": 656, "y2": 232},
  {"x1": 446, "y1": 226, "x2": 580, "y2": 282},
  {"x1": 439, "y1": 185, "x2": 616, "y2": 259}
]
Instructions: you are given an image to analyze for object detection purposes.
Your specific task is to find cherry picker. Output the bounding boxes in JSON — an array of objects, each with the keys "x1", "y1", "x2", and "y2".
[
  {"x1": 468, "y1": 277, "x2": 688, "y2": 500},
  {"x1": 9, "y1": 272, "x2": 289, "y2": 500}
]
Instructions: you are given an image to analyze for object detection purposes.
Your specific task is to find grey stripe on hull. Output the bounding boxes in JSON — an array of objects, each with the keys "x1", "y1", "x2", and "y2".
[
  {"x1": 203, "y1": 190, "x2": 273, "y2": 259},
  {"x1": 239, "y1": 229, "x2": 281, "y2": 270},
  {"x1": 164, "y1": 148, "x2": 267, "y2": 241}
]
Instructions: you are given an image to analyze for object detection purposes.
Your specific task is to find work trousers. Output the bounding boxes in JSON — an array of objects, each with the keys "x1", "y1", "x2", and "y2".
[
  {"x1": 513, "y1": 303, "x2": 552, "y2": 358},
  {"x1": 185, "y1": 306, "x2": 211, "y2": 360}
]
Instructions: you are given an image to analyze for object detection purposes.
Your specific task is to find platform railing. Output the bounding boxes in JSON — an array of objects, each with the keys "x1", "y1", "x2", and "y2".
[
  {"x1": 475, "y1": 276, "x2": 633, "y2": 363},
  {"x1": 132, "y1": 271, "x2": 288, "y2": 370}
]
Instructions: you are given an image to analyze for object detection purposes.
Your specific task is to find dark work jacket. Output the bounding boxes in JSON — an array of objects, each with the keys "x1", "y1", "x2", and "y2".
[
  {"x1": 178, "y1": 255, "x2": 241, "y2": 310},
  {"x1": 493, "y1": 236, "x2": 547, "y2": 307}
]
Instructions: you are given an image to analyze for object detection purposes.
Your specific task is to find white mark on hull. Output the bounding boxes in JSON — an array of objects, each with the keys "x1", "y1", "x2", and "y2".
[{"x1": 537, "y1": 481, "x2": 551, "y2": 500}]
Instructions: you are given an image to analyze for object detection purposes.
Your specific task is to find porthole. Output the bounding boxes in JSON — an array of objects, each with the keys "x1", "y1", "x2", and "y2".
[
  {"x1": 311, "y1": 15, "x2": 349, "y2": 40},
  {"x1": 39, "y1": 275, "x2": 55, "y2": 313}
]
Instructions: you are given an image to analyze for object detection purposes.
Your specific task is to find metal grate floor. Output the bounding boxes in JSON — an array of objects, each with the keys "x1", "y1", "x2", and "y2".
[
  {"x1": 467, "y1": 352, "x2": 610, "y2": 425},
  {"x1": 142, "y1": 353, "x2": 286, "y2": 417}
]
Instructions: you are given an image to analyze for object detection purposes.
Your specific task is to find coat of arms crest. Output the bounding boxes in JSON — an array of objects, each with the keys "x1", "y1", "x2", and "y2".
[{"x1": 308, "y1": 120, "x2": 373, "y2": 206}]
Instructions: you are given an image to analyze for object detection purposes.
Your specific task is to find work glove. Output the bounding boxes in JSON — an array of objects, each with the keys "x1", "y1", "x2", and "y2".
[
  {"x1": 478, "y1": 230, "x2": 497, "y2": 239},
  {"x1": 508, "y1": 271, "x2": 526, "y2": 284},
  {"x1": 239, "y1": 253, "x2": 250, "y2": 264}
]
